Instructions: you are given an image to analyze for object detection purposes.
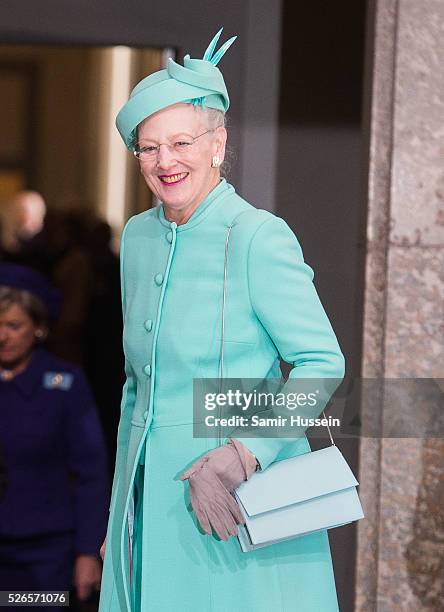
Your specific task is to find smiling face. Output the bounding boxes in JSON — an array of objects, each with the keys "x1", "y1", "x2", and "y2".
[{"x1": 136, "y1": 103, "x2": 227, "y2": 223}]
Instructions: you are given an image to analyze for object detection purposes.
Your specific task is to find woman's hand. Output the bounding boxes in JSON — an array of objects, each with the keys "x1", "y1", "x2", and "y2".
[
  {"x1": 180, "y1": 461, "x2": 244, "y2": 540},
  {"x1": 100, "y1": 538, "x2": 106, "y2": 561},
  {"x1": 179, "y1": 439, "x2": 258, "y2": 540},
  {"x1": 73, "y1": 554, "x2": 102, "y2": 601}
]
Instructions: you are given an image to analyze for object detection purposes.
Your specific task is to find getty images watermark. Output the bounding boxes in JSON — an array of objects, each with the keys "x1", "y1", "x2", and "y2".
[
  {"x1": 202, "y1": 387, "x2": 339, "y2": 429},
  {"x1": 192, "y1": 377, "x2": 444, "y2": 439}
]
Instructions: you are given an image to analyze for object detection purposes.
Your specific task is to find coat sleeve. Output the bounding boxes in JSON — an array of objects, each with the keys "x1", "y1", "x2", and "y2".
[
  {"x1": 108, "y1": 217, "x2": 138, "y2": 513},
  {"x1": 233, "y1": 215, "x2": 346, "y2": 471},
  {"x1": 108, "y1": 357, "x2": 137, "y2": 514},
  {"x1": 65, "y1": 367, "x2": 110, "y2": 555}
]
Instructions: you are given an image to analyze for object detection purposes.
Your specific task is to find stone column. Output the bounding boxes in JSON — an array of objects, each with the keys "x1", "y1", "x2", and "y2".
[{"x1": 356, "y1": 1, "x2": 444, "y2": 610}]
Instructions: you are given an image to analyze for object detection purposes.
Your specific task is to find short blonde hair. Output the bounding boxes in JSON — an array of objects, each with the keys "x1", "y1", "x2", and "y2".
[{"x1": 0, "y1": 287, "x2": 48, "y2": 328}]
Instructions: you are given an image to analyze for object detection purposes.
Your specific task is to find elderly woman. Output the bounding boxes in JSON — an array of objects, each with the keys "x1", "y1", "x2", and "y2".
[
  {"x1": 0, "y1": 263, "x2": 108, "y2": 603},
  {"x1": 99, "y1": 29, "x2": 345, "y2": 612}
]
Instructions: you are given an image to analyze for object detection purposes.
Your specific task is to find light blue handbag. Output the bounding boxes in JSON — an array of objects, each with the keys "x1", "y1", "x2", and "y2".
[
  {"x1": 219, "y1": 219, "x2": 365, "y2": 552},
  {"x1": 234, "y1": 442, "x2": 365, "y2": 552}
]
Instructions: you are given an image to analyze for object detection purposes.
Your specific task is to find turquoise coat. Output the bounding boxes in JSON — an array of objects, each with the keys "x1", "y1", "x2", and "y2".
[{"x1": 99, "y1": 178, "x2": 345, "y2": 612}]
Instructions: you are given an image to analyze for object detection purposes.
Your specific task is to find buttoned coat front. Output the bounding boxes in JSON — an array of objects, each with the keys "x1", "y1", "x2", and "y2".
[{"x1": 99, "y1": 179, "x2": 346, "y2": 612}]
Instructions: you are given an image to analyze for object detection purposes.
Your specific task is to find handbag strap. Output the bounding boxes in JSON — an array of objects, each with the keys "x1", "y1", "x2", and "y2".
[
  {"x1": 217, "y1": 219, "x2": 235, "y2": 446},
  {"x1": 218, "y1": 214, "x2": 335, "y2": 448}
]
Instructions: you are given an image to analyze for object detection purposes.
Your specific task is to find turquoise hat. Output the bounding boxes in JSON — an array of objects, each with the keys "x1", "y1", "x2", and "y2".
[{"x1": 116, "y1": 28, "x2": 237, "y2": 151}]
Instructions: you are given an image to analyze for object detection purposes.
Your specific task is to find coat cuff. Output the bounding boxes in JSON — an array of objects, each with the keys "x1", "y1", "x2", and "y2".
[{"x1": 226, "y1": 437, "x2": 286, "y2": 472}]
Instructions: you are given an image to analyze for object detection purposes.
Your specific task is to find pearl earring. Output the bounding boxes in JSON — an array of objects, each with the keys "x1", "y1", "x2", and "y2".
[
  {"x1": 35, "y1": 330, "x2": 44, "y2": 339},
  {"x1": 211, "y1": 155, "x2": 220, "y2": 168}
]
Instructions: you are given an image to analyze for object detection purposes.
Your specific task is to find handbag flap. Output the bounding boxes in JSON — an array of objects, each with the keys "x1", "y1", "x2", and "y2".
[{"x1": 235, "y1": 445, "x2": 359, "y2": 517}]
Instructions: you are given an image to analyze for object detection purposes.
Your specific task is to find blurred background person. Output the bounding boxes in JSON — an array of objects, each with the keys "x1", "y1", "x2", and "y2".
[
  {"x1": 41, "y1": 210, "x2": 94, "y2": 366},
  {"x1": 84, "y1": 218, "x2": 124, "y2": 476},
  {"x1": 35, "y1": 210, "x2": 124, "y2": 476},
  {"x1": 0, "y1": 441, "x2": 7, "y2": 501},
  {"x1": 0, "y1": 199, "x2": 124, "y2": 480},
  {"x1": 0, "y1": 263, "x2": 109, "y2": 606},
  {"x1": 0, "y1": 191, "x2": 47, "y2": 266}
]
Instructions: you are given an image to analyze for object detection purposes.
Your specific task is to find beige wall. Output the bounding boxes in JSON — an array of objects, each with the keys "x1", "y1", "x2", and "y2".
[
  {"x1": 356, "y1": 1, "x2": 444, "y2": 610},
  {"x1": 0, "y1": 44, "x2": 163, "y2": 234},
  {"x1": 0, "y1": 45, "x2": 93, "y2": 210}
]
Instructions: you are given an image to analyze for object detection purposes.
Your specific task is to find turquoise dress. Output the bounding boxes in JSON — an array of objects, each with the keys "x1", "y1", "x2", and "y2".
[{"x1": 98, "y1": 178, "x2": 345, "y2": 612}]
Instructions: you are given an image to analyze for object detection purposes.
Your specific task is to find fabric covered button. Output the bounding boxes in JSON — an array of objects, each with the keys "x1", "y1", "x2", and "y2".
[
  {"x1": 144, "y1": 319, "x2": 153, "y2": 332},
  {"x1": 143, "y1": 364, "x2": 152, "y2": 376},
  {"x1": 154, "y1": 273, "x2": 163, "y2": 286},
  {"x1": 143, "y1": 410, "x2": 148, "y2": 420},
  {"x1": 166, "y1": 231, "x2": 173, "y2": 243}
]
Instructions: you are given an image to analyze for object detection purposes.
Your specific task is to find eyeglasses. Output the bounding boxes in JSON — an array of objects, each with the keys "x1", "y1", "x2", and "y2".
[{"x1": 133, "y1": 128, "x2": 217, "y2": 161}]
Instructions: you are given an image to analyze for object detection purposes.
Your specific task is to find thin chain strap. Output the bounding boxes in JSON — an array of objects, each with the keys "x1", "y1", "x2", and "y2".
[
  {"x1": 218, "y1": 218, "x2": 335, "y2": 448},
  {"x1": 217, "y1": 222, "x2": 233, "y2": 446}
]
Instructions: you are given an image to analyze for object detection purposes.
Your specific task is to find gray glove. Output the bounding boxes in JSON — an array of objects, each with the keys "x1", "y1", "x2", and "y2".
[
  {"x1": 180, "y1": 439, "x2": 258, "y2": 540},
  {"x1": 181, "y1": 462, "x2": 245, "y2": 540}
]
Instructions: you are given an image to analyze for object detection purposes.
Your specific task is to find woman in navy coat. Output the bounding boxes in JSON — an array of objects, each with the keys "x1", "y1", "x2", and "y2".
[{"x1": 0, "y1": 263, "x2": 109, "y2": 603}]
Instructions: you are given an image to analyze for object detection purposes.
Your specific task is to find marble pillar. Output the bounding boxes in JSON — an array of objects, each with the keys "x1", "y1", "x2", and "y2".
[{"x1": 356, "y1": 0, "x2": 444, "y2": 610}]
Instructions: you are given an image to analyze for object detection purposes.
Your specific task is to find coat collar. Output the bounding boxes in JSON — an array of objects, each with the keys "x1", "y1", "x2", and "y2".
[
  {"x1": 157, "y1": 178, "x2": 235, "y2": 232},
  {"x1": 0, "y1": 347, "x2": 49, "y2": 399}
]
